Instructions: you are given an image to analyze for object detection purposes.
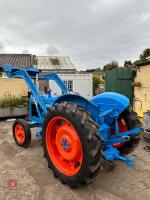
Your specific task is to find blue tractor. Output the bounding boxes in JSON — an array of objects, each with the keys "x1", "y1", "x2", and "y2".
[{"x1": 1, "y1": 64, "x2": 143, "y2": 188}]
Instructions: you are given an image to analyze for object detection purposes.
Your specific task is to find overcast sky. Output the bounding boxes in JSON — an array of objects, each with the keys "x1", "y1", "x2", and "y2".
[{"x1": 0, "y1": 0, "x2": 150, "y2": 69}]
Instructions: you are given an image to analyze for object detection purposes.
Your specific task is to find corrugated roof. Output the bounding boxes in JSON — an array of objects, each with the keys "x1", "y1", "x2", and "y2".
[
  {"x1": 0, "y1": 54, "x2": 33, "y2": 68},
  {"x1": 37, "y1": 56, "x2": 76, "y2": 70}
]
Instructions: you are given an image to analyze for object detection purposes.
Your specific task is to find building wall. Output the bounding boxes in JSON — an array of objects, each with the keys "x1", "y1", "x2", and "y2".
[
  {"x1": 0, "y1": 78, "x2": 28, "y2": 99},
  {"x1": 49, "y1": 74, "x2": 93, "y2": 99},
  {"x1": 134, "y1": 64, "x2": 150, "y2": 112}
]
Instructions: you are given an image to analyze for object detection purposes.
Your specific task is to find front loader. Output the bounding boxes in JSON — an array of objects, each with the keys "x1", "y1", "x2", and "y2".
[{"x1": 0, "y1": 64, "x2": 143, "y2": 188}]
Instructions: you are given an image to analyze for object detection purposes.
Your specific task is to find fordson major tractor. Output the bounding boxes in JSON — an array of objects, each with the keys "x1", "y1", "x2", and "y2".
[{"x1": 0, "y1": 64, "x2": 143, "y2": 188}]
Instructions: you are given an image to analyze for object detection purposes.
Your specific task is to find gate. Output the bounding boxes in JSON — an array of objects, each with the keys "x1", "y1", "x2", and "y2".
[{"x1": 105, "y1": 68, "x2": 136, "y2": 105}]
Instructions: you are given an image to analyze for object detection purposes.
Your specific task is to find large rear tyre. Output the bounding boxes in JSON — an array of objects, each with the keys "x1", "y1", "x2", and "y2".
[
  {"x1": 118, "y1": 108, "x2": 141, "y2": 155},
  {"x1": 12, "y1": 119, "x2": 31, "y2": 148},
  {"x1": 42, "y1": 102, "x2": 104, "y2": 187}
]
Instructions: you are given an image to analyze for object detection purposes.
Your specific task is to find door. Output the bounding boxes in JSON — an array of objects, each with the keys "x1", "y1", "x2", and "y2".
[{"x1": 105, "y1": 68, "x2": 136, "y2": 105}]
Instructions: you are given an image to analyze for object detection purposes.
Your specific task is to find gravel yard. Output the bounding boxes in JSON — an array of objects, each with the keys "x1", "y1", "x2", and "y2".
[{"x1": 0, "y1": 120, "x2": 150, "y2": 200}]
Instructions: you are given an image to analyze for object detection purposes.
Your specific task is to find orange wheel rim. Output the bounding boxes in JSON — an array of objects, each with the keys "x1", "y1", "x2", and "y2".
[
  {"x1": 46, "y1": 116, "x2": 83, "y2": 176},
  {"x1": 15, "y1": 124, "x2": 25, "y2": 144},
  {"x1": 112, "y1": 117, "x2": 128, "y2": 148}
]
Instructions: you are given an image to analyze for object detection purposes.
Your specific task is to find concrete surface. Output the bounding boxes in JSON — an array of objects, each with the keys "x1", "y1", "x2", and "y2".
[
  {"x1": 0, "y1": 120, "x2": 150, "y2": 200},
  {"x1": 0, "y1": 107, "x2": 27, "y2": 118}
]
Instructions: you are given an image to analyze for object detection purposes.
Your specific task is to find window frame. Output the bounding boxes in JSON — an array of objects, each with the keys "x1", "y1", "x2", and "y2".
[{"x1": 63, "y1": 80, "x2": 74, "y2": 92}]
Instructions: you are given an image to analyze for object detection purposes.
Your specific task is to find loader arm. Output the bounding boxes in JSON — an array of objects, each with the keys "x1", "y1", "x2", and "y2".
[{"x1": 39, "y1": 73, "x2": 68, "y2": 94}]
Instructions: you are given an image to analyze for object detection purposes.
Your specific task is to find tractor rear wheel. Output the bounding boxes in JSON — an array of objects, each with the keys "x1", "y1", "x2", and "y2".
[
  {"x1": 118, "y1": 107, "x2": 141, "y2": 155},
  {"x1": 42, "y1": 102, "x2": 104, "y2": 187},
  {"x1": 13, "y1": 119, "x2": 31, "y2": 148}
]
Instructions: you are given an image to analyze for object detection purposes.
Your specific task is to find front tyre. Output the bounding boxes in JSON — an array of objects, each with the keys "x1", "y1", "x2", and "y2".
[
  {"x1": 42, "y1": 102, "x2": 104, "y2": 188},
  {"x1": 12, "y1": 119, "x2": 31, "y2": 148}
]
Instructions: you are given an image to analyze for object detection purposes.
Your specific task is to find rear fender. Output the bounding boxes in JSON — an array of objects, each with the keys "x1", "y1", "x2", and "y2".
[
  {"x1": 55, "y1": 94, "x2": 100, "y2": 118},
  {"x1": 91, "y1": 92, "x2": 129, "y2": 115}
]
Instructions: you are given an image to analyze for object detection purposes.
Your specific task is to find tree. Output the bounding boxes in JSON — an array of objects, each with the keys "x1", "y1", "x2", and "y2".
[
  {"x1": 93, "y1": 75, "x2": 104, "y2": 96},
  {"x1": 124, "y1": 60, "x2": 133, "y2": 68},
  {"x1": 134, "y1": 48, "x2": 150, "y2": 65},
  {"x1": 139, "y1": 48, "x2": 150, "y2": 60},
  {"x1": 103, "y1": 61, "x2": 119, "y2": 71}
]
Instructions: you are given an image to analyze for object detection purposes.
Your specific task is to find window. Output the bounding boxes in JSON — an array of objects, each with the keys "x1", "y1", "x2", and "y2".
[{"x1": 64, "y1": 80, "x2": 73, "y2": 91}]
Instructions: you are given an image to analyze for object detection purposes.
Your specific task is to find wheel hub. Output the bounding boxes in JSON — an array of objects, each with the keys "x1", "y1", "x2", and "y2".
[
  {"x1": 15, "y1": 124, "x2": 25, "y2": 143},
  {"x1": 61, "y1": 137, "x2": 71, "y2": 152},
  {"x1": 56, "y1": 126, "x2": 80, "y2": 161}
]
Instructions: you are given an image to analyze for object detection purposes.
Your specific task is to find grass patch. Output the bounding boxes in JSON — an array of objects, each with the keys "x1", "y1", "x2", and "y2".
[{"x1": 0, "y1": 95, "x2": 27, "y2": 108}]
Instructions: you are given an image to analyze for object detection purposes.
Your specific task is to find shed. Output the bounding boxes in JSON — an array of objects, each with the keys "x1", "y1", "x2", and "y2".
[{"x1": 37, "y1": 56, "x2": 93, "y2": 99}]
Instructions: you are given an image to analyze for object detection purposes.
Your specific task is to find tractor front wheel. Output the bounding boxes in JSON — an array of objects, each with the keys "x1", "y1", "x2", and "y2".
[
  {"x1": 42, "y1": 102, "x2": 104, "y2": 187},
  {"x1": 13, "y1": 119, "x2": 31, "y2": 148}
]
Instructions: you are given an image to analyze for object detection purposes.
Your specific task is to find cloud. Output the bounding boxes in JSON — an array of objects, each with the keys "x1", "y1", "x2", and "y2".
[
  {"x1": 22, "y1": 49, "x2": 30, "y2": 54},
  {"x1": 0, "y1": 42, "x2": 4, "y2": 51},
  {"x1": 0, "y1": 0, "x2": 150, "y2": 69},
  {"x1": 46, "y1": 46, "x2": 59, "y2": 55}
]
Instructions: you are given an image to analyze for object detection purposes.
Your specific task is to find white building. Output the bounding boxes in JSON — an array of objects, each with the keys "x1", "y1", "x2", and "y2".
[
  {"x1": 36, "y1": 56, "x2": 93, "y2": 99},
  {"x1": 49, "y1": 73, "x2": 93, "y2": 99}
]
